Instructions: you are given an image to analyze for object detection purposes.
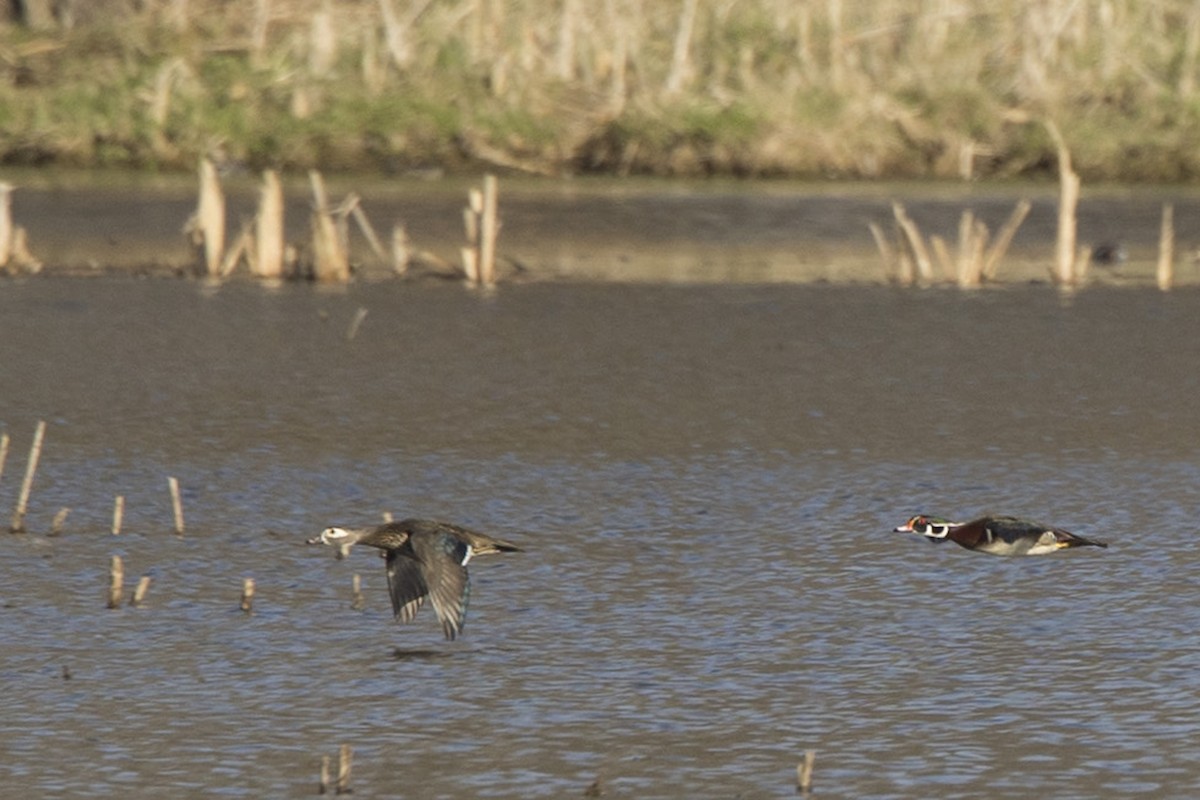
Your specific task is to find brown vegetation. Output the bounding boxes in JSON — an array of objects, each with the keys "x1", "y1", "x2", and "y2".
[{"x1": 1, "y1": 1, "x2": 1200, "y2": 179}]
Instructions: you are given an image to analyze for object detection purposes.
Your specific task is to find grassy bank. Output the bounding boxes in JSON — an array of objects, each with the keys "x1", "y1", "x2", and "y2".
[{"x1": 3, "y1": 0, "x2": 1200, "y2": 181}]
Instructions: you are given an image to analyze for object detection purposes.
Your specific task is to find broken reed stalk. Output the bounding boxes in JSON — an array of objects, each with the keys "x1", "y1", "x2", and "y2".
[
  {"x1": 107, "y1": 555, "x2": 124, "y2": 609},
  {"x1": 796, "y1": 749, "x2": 816, "y2": 794},
  {"x1": 930, "y1": 235, "x2": 953, "y2": 282},
  {"x1": 981, "y1": 199, "x2": 1031, "y2": 281},
  {"x1": 867, "y1": 221, "x2": 905, "y2": 284},
  {"x1": 479, "y1": 174, "x2": 499, "y2": 285},
  {"x1": 391, "y1": 224, "x2": 411, "y2": 275},
  {"x1": 112, "y1": 495, "x2": 125, "y2": 535},
  {"x1": 0, "y1": 431, "x2": 9, "y2": 486},
  {"x1": 336, "y1": 744, "x2": 353, "y2": 795},
  {"x1": 131, "y1": 576, "x2": 152, "y2": 607},
  {"x1": 310, "y1": 171, "x2": 350, "y2": 282},
  {"x1": 319, "y1": 754, "x2": 332, "y2": 795},
  {"x1": 0, "y1": 181, "x2": 12, "y2": 268},
  {"x1": 196, "y1": 158, "x2": 226, "y2": 277},
  {"x1": 1158, "y1": 203, "x2": 1174, "y2": 291},
  {"x1": 240, "y1": 577, "x2": 256, "y2": 614},
  {"x1": 891, "y1": 202, "x2": 934, "y2": 283},
  {"x1": 346, "y1": 194, "x2": 388, "y2": 262},
  {"x1": 50, "y1": 507, "x2": 70, "y2": 536},
  {"x1": 462, "y1": 177, "x2": 500, "y2": 285},
  {"x1": 168, "y1": 476, "x2": 185, "y2": 535},
  {"x1": 345, "y1": 307, "x2": 369, "y2": 341},
  {"x1": 1045, "y1": 120, "x2": 1082, "y2": 286},
  {"x1": 255, "y1": 169, "x2": 285, "y2": 279},
  {"x1": 351, "y1": 573, "x2": 365, "y2": 610},
  {"x1": 9, "y1": 419, "x2": 46, "y2": 533}
]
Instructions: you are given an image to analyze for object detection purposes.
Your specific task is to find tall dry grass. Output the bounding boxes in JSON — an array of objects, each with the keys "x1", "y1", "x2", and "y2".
[{"x1": 2, "y1": 0, "x2": 1200, "y2": 178}]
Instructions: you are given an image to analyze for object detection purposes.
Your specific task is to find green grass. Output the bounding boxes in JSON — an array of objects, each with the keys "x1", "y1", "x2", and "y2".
[{"x1": 2, "y1": 0, "x2": 1200, "y2": 180}]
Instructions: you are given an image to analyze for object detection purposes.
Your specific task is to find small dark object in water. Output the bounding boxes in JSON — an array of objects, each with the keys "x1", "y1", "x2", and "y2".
[{"x1": 1091, "y1": 241, "x2": 1126, "y2": 265}]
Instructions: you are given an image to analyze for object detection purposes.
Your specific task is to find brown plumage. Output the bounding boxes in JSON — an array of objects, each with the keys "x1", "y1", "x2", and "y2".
[{"x1": 308, "y1": 519, "x2": 521, "y2": 640}]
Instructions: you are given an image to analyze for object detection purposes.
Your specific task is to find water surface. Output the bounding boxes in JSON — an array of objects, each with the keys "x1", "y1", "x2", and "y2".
[{"x1": 1, "y1": 278, "x2": 1198, "y2": 798}]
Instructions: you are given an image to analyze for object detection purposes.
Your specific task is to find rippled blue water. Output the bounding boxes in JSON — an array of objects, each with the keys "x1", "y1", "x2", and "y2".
[{"x1": 1, "y1": 279, "x2": 1199, "y2": 798}]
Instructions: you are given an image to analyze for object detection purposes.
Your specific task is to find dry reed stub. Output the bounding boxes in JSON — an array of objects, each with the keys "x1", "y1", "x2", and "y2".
[
  {"x1": 336, "y1": 744, "x2": 353, "y2": 795},
  {"x1": 309, "y1": 171, "x2": 350, "y2": 283},
  {"x1": 255, "y1": 169, "x2": 285, "y2": 279},
  {"x1": 112, "y1": 495, "x2": 125, "y2": 535},
  {"x1": 796, "y1": 749, "x2": 816, "y2": 794},
  {"x1": 107, "y1": 555, "x2": 124, "y2": 609},
  {"x1": 345, "y1": 307, "x2": 368, "y2": 341},
  {"x1": 0, "y1": 431, "x2": 9, "y2": 485},
  {"x1": 168, "y1": 476, "x2": 185, "y2": 535},
  {"x1": 351, "y1": 573, "x2": 365, "y2": 610},
  {"x1": 319, "y1": 754, "x2": 332, "y2": 795},
  {"x1": 1158, "y1": 202, "x2": 1174, "y2": 291},
  {"x1": 9, "y1": 420, "x2": 46, "y2": 534},
  {"x1": 1045, "y1": 120, "x2": 1082, "y2": 287},
  {"x1": 240, "y1": 577, "x2": 256, "y2": 614},
  {"x1": 188, "y1": 157, "x2": 226, "y2": 278},
  {"x1": 50, "y1": 507, "x2": 70, "y2": 536},
  {"x1": 131, "y1": 575, "x2": 152, "y2": 607}
]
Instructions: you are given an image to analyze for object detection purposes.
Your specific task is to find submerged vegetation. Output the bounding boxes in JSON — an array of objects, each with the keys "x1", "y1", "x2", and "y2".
[{"x1": 2, "y1": 0, "x2": 1200, "y2": 180}]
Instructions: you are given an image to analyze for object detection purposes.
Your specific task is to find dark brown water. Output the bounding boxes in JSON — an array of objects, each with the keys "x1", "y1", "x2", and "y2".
[
  {"x1": 12, "y1": 173, "x2": 1200, "y2": 283},
  {"x1": 2, "y1": 278, "x2": 1199, "y2": 798}
]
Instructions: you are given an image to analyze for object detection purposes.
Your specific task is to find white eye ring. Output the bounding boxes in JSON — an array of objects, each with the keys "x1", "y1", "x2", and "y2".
[{"x1": 321, "y1": 527, "x2": 350, "y2": 543}]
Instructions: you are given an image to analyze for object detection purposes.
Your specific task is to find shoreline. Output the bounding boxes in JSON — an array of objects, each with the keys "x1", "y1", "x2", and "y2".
[{"x1": 4, "y1": 173, "x2": 1200, "y2": 286}]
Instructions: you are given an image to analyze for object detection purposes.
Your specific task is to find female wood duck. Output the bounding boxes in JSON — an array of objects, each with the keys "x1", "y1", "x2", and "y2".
[
  {"x1": 894, "y1": 515, "x2": 1108, "y2": 556},
  {"x1": 307, "y1": 518, "x2": 521, "y2": 640}
]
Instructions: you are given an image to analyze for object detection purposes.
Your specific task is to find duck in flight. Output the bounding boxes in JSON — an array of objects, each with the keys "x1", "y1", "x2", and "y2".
[
  {"x1": 894, "y1": 515, "x2": 1108, "y2": 556},
  {"x1": 308, "y1": 518, "x2": 521, "y2": 640}
]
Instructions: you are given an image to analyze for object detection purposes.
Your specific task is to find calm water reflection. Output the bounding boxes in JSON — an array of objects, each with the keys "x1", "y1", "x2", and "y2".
[{"x1": 1, "y1": 278, "x2": 1199, "y2": 798}]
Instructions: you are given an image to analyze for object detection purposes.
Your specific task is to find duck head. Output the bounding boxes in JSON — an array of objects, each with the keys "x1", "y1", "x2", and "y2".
[{"x1": 894, "y1": 515, "x2": 959, "y2": 542}]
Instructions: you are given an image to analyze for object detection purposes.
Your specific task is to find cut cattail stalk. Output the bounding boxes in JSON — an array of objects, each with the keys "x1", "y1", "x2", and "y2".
[
  {"x1": 10, "y1": 420, "x2": 46, "y2": 533},
  {"x1": 461, "y1": 246, "x2": 479, "y2": 284},
  {"x1": 0, "y1": 181, "x2": 12, "y2": 268},
  {"x1": 892, "y1": 202, "x2": 934, "y2": 283},
  {"x1": 310, "y1": 171, "x2": 350, "y2": 283},
  {"x1": 336, "y1": 744, "x2": 353, "y2": 795},
  {"x1": 1158, "y1": 203, "x2": 1174, "y2": 291},
  {"x1": 108, "y1": 555, "x2": 124, "y2": 609},
  {"x1": 981, "y1": 199, "x2": 1031, "y2": 281},
  {"x1": 50, "y1": 507, "x2": 70, "y2": 536},
  {"x1": 351, "y1": 573, "x2": 365, "y2": 610},
  {"x1": 131, "y1": 576, "x2": 152, "y2": 607},
  {"x1": 319, "y1": 754, "x2": 332, "y2": 794},
  {"x1": 346, "y1": 195, "x2": 388, "y2": 261},
  {"x1": 1045, "y1": 120, "x2": 1081, "y2": 286},
  {"x1": 112, "y1": 495, "x2": 125, "y2": 535},
  {"x1": 241, "y1": 577, "x2": 255, "y2": 614},
  {"x1": 796, "y1": 749, "x2": 816, "y2": 794},
  {"x1": 346, "y1": 307, "x2": 368, "y2": 341},
  {"x1": 255, "y1": 170, "x2": 285, "y2": 279},
  {"x1": 168, "y1": 476, "x2": 185, "y2": 535},
  {"x1": 196, "y1": 158, "x2": 226, "y2": 277},
  {"x1": 868, "y1": 221, "x2": 902, "y2": 284},
  {"x1": 479, "y1": 174, "x2": 499, "y2": 286},
  {"x1": 391, "y1": 224, "x2": 411, "y2": 276}
]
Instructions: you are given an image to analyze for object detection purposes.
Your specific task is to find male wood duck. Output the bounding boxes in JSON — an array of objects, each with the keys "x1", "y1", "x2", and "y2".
[
  {"x1": 894, "y1": 515, "x2": 1108, "y2": 556},
  {"x1": 308, "y1": 518, "x2": 521, "y2": 640}
]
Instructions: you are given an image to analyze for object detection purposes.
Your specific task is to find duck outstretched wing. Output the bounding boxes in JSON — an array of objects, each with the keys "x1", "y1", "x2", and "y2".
[{"x1": 385, "y1": 551, "x2": 429, "y2": 623}]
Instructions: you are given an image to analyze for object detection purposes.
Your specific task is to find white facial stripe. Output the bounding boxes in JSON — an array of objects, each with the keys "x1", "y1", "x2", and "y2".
[
  {"x1": 461, "y1": 544, "x2": 474, "y2": 566},
  {"x1": 321, "y1": 527, "x2": 350, "y2": 543}
]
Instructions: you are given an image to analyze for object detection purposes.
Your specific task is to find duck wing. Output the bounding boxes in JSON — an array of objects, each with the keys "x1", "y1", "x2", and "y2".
[
  {"x1": 409, "y1": 529, "x2": 472, "y2": 640},
  {"x1": 385, "y1": 551, "x2": 429, "y2": 623}
]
